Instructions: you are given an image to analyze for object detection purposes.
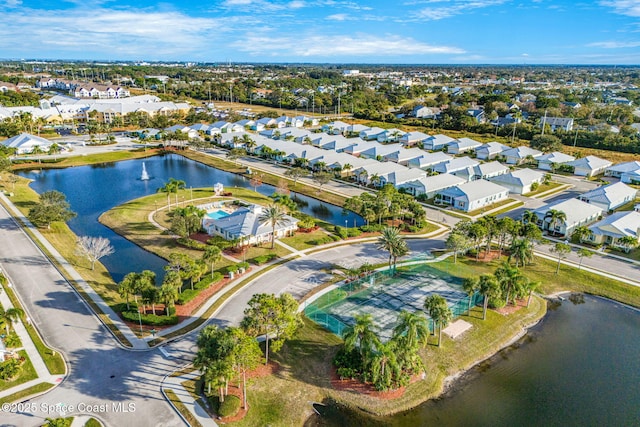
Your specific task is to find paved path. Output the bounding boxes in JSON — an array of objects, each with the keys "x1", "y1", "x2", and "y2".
[{"x1": 162, "y1": 371, "x2": 219, "y2": 427}]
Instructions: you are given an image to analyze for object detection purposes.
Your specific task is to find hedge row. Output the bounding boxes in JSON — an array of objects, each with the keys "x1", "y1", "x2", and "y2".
[{"x1": 121, "y1": 310, "x2": 179, "y2": 326}]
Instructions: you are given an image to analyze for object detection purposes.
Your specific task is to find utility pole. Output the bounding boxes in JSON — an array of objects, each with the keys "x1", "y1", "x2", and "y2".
[{"x1": 541, "y1": 109, "x2": 547, "y2": 135}]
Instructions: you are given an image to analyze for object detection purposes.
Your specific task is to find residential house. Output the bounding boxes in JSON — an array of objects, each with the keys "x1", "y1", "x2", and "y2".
[
  {"x1": 406, "y1": 151, "x2": 452, "y2": 170},
  {"x1": 566, "y1": 156, "x2": 612, "y2": 177},
  {"x1": 360, "y1": 127, "x2": 386, "y2": 141},
  {"x1": 455, "y1": 161, "x2": 509, "y2": 182},
  {"x1": 353, "y1": 162, "x2": 404, "y2": 186},
  {"x1": 411, "y1": 105, "x2": 439, "y2": 119},
  {"x1": 447, "y1": 137, "x2": 482, "y2": 155},
  {"x1": 399, "y1": 131, "x2": 430, "y2": 147},
  {"x1": 422, "y1": 134, "x2": 455, "y2": 151},
  {"x1": 622, "y1": 169, "x2": 640, "y2": 184},
  {"x1": 437, "y1": 180, "x2": 510, "y2": 212},
  {"x1": 383, "y1": 147, "x2": 426, "y2": 165},
  {"x1": 537, "y1": 152, "x2": 576, "y2": 171},
  {"x1": 466, "y1": 108, "x2": 485, "y2": 123},
  {"x1": 1, "y1": 133, "x2": 53, "y2": 154},
  {"x1": 398, "y1": 174, "x2": 466, "y2": 198},
  {"x1": 432, "y1": 156, "x2": 479, "y2": 174},
  {"x1": 321, "y1": 121, "x2": 350, "y2": 135},
  {"x1": 346, "y1": 124, "x2": 370, "y2": 135},
  {"x1": 202, "y1": 204, "x2": 299, "y2": 246},
  {"x1": 587, "y1": 211, "x2": 640, "y2": 249},
  {"x1": 379, "y1": 168, "x2": 427, "y2": 187},
  {"x1": 313, "y1": 135, "x2": 357, "y2": 152},
  {"x1": 377, "y1": 128, "x2": 405, "y2": 143},
  {"x1": 532, "y1": 199, "x2": 603, "y2": 237},
  {"x1": 189, "y1": 123, "x2": 211, "y2": 134},
  {"x1": 605, "y1": 161, "x2": 640, "y2": 181},
  {"x1": 489, "y1": 168, "x2": 544, "y2": 194},
  {"x1": 475, "y1": 142, "x2": 510, "y2": 160},
  {"x1": 234, "y1": 119, "x2": 255, "y2": 129},
  {"x1": 578, "y1": 182, "x2": 637, "y2": 212},
  {"x1": 165, "y1": 125, "x2": 198, "y2": 139},
  {"x1": 540, "y1": 117, "x2": 574, "y2": 132},
  {"x1": 501, "y1": 146, "x2": 543, "y2": 165}
]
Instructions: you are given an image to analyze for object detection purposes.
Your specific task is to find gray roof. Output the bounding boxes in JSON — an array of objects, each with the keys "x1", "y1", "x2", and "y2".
[
  {"x1": 566, "y1": 155, "x2": 612, "y2": 171},
  {"x1": 579, "y1": 182, "x2": 637, "y2": 205},
  {"x1": 491, "y1": 168, "x2": 544, "y2": 186},
  {"x1": 533, "y1": 198, "x2": 603, "y2": 227},
  {"x1": 440, "y1": 179, "x2": 509, "y2": 202},
  {"x1": 537, "y1": 151, "x2": 575, "y2": 163},
  {"x1": 207, "y1": 206, "x2": 298, "y2": 239},
  {"x1": 502, "y1": 146, "x2": 543, "y2": 159},
  {"x1": 607, "y1": 161, "x2": 640, "y2": 173},
  {"x1": 433, "y1": 156, "x2": 479, "y2": 174},
  {"x1": 589, "y1": 211, "x2": 640, "y2": 239}
]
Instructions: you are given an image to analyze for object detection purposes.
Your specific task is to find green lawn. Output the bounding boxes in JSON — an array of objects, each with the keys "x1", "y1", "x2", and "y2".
[
  {"x1": 466, "y1": 198, "x2": 519, "y2": 217},
  {"x1": 10, "y1": 148, "x2": 161, "y2": 171},
  {"x1": 614, "y1": 197, "x2": 640, "y2": 212},
  {"x1": 524, "y1": 181, "x2": 565, "y2": 197},
  {"x1": 0, "y1": 382, "x2": 54, "y2": 405},
  {"x1": 280, "y1": 229, "x2": 337, "y2": 251}
]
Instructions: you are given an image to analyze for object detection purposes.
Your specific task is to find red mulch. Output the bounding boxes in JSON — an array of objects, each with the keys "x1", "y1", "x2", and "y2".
[
  {"x1": 216, "y1": 361, "x2": 280, "y2": 424},
  {"x1": 494, "y1": 298, "x2": 527, "y2": 315},
  {"x1": 330, "y1": 367, "x2": 422, "y2": 400},
  {"x1": 190, "y1": 232, "x2": 212, "y2": 243},
  {"x1": 467, "y1": 250, "x2": 502, "y2": 262}
]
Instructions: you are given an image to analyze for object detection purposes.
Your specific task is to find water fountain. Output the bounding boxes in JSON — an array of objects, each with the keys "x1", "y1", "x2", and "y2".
[{"x1": 140, "y1": 162, "x2": 150, "y2": 181}]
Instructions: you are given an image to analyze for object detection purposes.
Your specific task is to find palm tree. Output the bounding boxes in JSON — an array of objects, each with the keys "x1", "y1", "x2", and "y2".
[
  {"x1": 377, "y1": 227, "x2": 409, "y2": 274},
  {"x1": 342, "y1": 163, "x2": 353, "y2": 177},
  {"x1": 576, "y1": 247, "x2": 593, "y2": 270},
  {"x1": 157, "y1": 178, "x2": 186, "y2": 208},
  {"x1": 202, "y1": 245, "x2": 222, "y2": 278},
  {"x1": 462, "y1": 277, "x2": 479, "y2": 315},
  {"x1": 508, "y1": 237, "x2": 534, "y2": 268},
  {"x1": 617, "y1": 235, "x2": 639, "y2": 253},
  {"x1": 524, "y1": 280, "x2": 541, "y2": 308},
  {"x1": 369, "y1": 173, "x2": 381, "y2": 188},
  {"x1": 158, "y1": 282, "x2": 179, "y2": 315},
  {"x1": 495, "y1": 261, "x2": 525, "y2": 306},
  {"x1": 369, "y1": 341, "x2": 401, "y2": 391},
  {"x1": 343, "y1": 313, "x2": 380, "y2": 364},
  {"x1": 392, "y1": 310, "x2": 430, "y2": 350},
  {"x1": 571, "y1": 225, "x2": 591, "y2": 243},
  {"x1": 118, "y1": 272, "x2": 136, "y2": 310},
  {"x1": 163, "y1": 270, "x2": 183, "y2": 295},
  {"x1": 550, "y1": 242, "x2": 571, "y2": 274},
  {"x1": 424, "y1": 295, "x2": 452, "y2": 347},
  {"x1": 478, "y1": 274, "x2": 500, "y2": 320},
  {"x1": 259, "y1": 204, "x2": 289, "y2": 249},
  {"x1": 544, "y1": 209, "x2": 567, "y2": 236},
  {"x1": 521, "y1": 210, "x2": 538, "y2": 225},
  {"x1": 0, "y1": 306, "x2": 24, "y2": 334}
]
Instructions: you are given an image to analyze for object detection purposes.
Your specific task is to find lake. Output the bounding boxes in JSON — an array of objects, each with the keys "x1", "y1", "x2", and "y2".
[
  {"x1": 19, "y1": 154, "x2": 363, "y2": 282},
  {"x1": 310, "y1": 295, "x2": 640, "y2": 426}
]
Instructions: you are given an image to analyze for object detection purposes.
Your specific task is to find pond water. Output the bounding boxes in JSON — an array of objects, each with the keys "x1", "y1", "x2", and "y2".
[
  {"x1": 19, "y1": 154, "x2": 363, "y2": 282},
  {"x1": 309, "y1": 295, "x2": 640, "y2": 426}
]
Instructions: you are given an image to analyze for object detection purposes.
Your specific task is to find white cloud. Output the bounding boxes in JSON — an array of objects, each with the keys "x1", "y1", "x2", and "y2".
[
  {"x1": 234, "y1": 34, "x2": 465, "y2": 56},
  {"x1": 1, "y1": 0, "x2": 22, "y2": 6},
  {"x1": 413, "y1": 0, "x2": 508, "y2": 21},
  {"x1": 599, "y1": 0, "x2": 640, "y2": 17},
  {"x1": 588, "y1": 40, "x2": 640, "y2": 48},
  {"x1": 0, "y1": 8, "x2": 228, "y2": 58},
  {"x1": 326, "y1": 13, "x2": 348, "y2": 20}
]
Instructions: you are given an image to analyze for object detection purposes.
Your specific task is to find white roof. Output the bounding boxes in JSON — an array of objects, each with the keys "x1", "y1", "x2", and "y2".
[
  {"x1": 441, "y1": 179, "x2": 509, "y2": 201},
  {"x1": 476, "y1": 141, "x2": 510, "y2": 154},
  {"x1": 607, "y1": 161, "x2": 640, "y2": 173},
  {"x1": 502, "y1": 146, "x2": 543, "y2": 159},
  {"x1": 408, "y1": 151, "x2": 452, "y2": 168},
  {"x1": 580, "y1": 182, "x2": 637, "y2": 205},
  {"x1": 401, "y1": 131, "x2": 430, "y2": 142},
  {"x1": 533, "y1": 198, "x2": 604, "y2": 227},
  {"x1": 355, "y1": 161, "x2": 407, "y2": 176},
  {"x1": 384, "y1": 147, "x2": 426, "y2": 162},
  {"x1": 474, "y1": 161, "x2": 509, "y2": 176},
  {"x1": 492, "y1": 168, "x2": 544, "y2": 186},
  {"x1": 409, "y1": 173, "x2": 466, "y2": 191},
  {"x1": 424, "y1": 134, "x2": 455, "y2": 146},
  {"x1": 450, "y1": 137, "x2": 481, "y2": 149},
  {"x1": 1, "y1": 133, "x2": 52, "y2": 150},
  {"x1": 386, "y1": 168, "x2": 427, "y2": 185},
  {"x1": 538, "y1": 151, "x2": 576, "y2": 163},
  {"x1": 589, "y1": 211, "x2": 640, "y2": 239},
  {"x1": 566, "y1": 155, "x2": 612, "y2": 170},
  {"x1": 433, "y1": 156, "x2": 479, "y2": 174}
]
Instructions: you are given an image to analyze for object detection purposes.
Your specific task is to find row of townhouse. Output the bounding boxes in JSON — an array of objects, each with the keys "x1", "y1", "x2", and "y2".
[
  {"x1": 528, "y1": 181, "x2": 639, "y2": 250},
  {"x1": 37, "y1": 78, "x2": 130, "y2": 98}
]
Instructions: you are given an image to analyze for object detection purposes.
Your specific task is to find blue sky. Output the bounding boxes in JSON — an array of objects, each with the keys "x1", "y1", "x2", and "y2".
[{"x1": 1, "y1": 0, "x2": 639, "y2": 64}]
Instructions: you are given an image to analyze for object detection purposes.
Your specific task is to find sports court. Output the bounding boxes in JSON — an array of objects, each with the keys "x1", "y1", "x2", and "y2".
[{"x1": 305, "y1": 263, "x2": 482, "y2": 342}]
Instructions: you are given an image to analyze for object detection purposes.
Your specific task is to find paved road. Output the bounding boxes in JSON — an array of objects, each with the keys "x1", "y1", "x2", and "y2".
[{"x1": 0, "y1": 204, "x2": 185, "y2": 427}]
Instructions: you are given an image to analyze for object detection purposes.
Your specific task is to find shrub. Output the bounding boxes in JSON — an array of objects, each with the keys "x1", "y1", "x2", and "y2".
[
  {"x1": 237, "y1": 261, "x2": 250, "y2": 270},
  {"x1": 207, "y1": 236, "x2": 232, "y2": 250},
  {"x1": 0, "y1": 358, "x2": 21, "y2": 380},
  {"x1": 176, "y1": 237, "x2": 208, "y2": 250},
  {"x1": 194, "y1": 272, "x2": 223, "y2": 290},
  {"x1": 121, "y1": 311, "x2": 179, "y2": 326},
  {"x1": 334, "y1": 225, "x2": 347, "y2": 239},
  {"x1": 218, "y1": 395, "x2": 241, "y2": 417},
  {"x1": 346, "y1": 228, "x2": 362, "y2": 238},
  {"x1": 359, "y1": 224, "x2": 385, "y2": 233},
  {"x1": 296, "y1": 214, "x2": 316, "y2": 229},
  {"x1": 333, "y1": 347, "x2": 363, "y2": 378},
  {"x1": 226, "y1": 265, "x2": 239, "y2": 274},
  {"x1": 252, "y1": 254, "x2": 277, "y2": 265},
  {"x1": 489, "y1": 297, "x2": 506, "y2": 309},
  {"x1": 4, "y1": 331, "x2": 21, "y2": 348},
  {"x1": 416, "y1": 194, "x2": 429, "y2": 202}
]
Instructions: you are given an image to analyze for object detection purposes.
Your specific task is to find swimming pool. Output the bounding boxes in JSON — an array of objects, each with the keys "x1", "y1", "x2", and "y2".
[{"x1": 206, "y1": 210, "x2": 230, "y2": 220}]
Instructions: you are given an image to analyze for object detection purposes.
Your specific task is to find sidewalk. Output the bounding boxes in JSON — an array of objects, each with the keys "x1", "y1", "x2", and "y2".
[
  {"x1": 0, "y1": 280, "x2": 63, "y2": 399},
  {"x1": 162, "y1": 371, "x2": 219, "y2": 427},
  {"x1": 0, "y1": 193, "x2": 148, "y2": 350}
]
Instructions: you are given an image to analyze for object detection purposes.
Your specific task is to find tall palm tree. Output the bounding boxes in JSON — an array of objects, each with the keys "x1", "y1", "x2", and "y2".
[
  {"x1": 259, "y1": 204, "x2": 289, "y2": 249},
  {"x1": 202, "y1": 245, "x2": 222, "y2": 278},
  {"x1": 392, "y1": 310, "x2": 430, "y2": 350},
  {"x1": 424, "y1": 295, "x2": 452, "y2": 347},
  {"x1": 524, "y1": 280, "x2": 541, "y2": 308},
  {"x1": 521, "y1": 210, "x2": 538, "y2": 225},
  {"x1": 369, "y1": 341, "x2": 401, "y2": 391},
  {"x1": 343, "y1": 313, "x2": 380, "y2": 365},
  {"x1": 544, "y1": 209, "x2": 567, "y2": 236},
  {"x1": 158, "y1": 282, "x2": 179, "y2": 315},
  {"x1": 495, "y1": 261, "x2": 524, "y2": 306},
  {"x1": 0, "y1": 306, "x2": 24, "y2": 334},
  {"x1": 377, "y1": 227, "x2": 409, "y2": 274},
  {"x1": 617, "y1": 235, "x2": 639, "y2": 253},
  {"x1": 157, "y1": 178, "x2": 186, "y2": 208},
  {"x1": 508, "y1": 237, "x2": 534, "y2": 268},
  {"x1": 571, "y1": 225, "x2": 591, "y2": 243},
  {"x1": 462, "y1": 277, "x2": 479, "y2": 315},
  {"x1": 342, "y1": 163, "x2": 353, "y2": 177},
  {"x1": 478, "y1": 274, "x2": 500, "y2": 320}
]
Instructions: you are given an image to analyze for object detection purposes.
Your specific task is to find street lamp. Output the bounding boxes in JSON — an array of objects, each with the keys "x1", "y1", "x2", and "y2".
[{"x1": 138, "y1": 310, "x2": 143, "y2": 334}]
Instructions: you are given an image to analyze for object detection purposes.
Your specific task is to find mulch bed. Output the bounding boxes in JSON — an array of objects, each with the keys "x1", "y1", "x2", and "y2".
[
  {"x1": 494, "y1": 298, "x2": 527, "y2": 315},
  {"x1": 468, "y1": 250, "x2": 502, "y2": 262},
  {"x1": 330, "y1": 367, "x2": 422, "y2": 400}
]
